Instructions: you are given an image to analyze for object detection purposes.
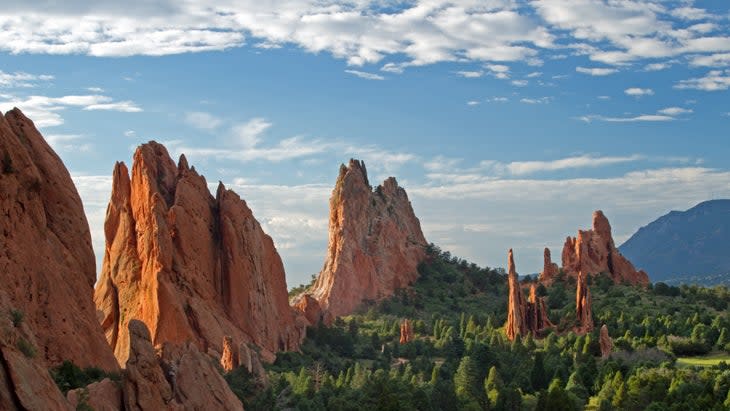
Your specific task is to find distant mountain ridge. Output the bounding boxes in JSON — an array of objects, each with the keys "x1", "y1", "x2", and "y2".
[{"x1": 619, "y1": 199, "x2": 730, "y2": 285}]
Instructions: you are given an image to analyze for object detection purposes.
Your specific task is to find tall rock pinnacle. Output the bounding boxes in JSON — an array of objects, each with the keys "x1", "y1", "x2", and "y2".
[
  {"x1": 94, "y1": 141, "x2": 304, "y2": 364},
  {"x1": 505, "y1": 249, "x2": 553, "y2": 341},
  {"x1": 299, "y1": 159, "x2": 427, "y2": 319},
  {"x1": 558, "y1": 210, "x2": 649, "y2": 286},
  {"x1": 0, "y1": 108, "x2": 117, "y2": 371},
  {"x1": 575, "y1": 271, "x2": 594, "y2": 335}
]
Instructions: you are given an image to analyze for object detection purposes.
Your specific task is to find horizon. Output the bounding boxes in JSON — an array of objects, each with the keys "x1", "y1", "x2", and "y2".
[{"x1": 1, "y1": 0, "x2": 730, "y2": 287}]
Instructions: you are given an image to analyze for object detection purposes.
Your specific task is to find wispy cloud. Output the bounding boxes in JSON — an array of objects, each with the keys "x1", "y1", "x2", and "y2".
[
  {"x1": 625, "y1": 87, "x2": 654, "y2": 97},
  {"x1": 520, "y1": 97, "x2": 550, "y2": 104},
  {"x1": 344, "y1": 70, "x2": 385, "y2": 81},
  {"x1": 576, "y1": 66, "x2": 618, "y2": 76},
  {"x1": 580, "y1": 114, "x2": 674, "y2": 123},
  {"x1": 675, "y1": 70, "x2": 730, "y2": 91},
  {"x1": 0, "y1": 93, "x2": 142, "y2": 127},
  {"x1": 511, "y1": 79, "x2": 528, "y2": 87},
  {"x1": 467, "y1": 100, "x2": 480, "y2": 106},
  {"x1": 0, "y1": 71, "x2": 53, "y2": 88},
  {"x1": 456, "y1": 70, "x2": 484, "y2": 78},
  {"x1": 658, "y1": 107, "x2": 693, "y2": 116},
  {"x1": 505, "y1": 154, "x2": 643, "y2": 175},
  {"x1": 185, "y1": 111, "x2": 223, "y2": 131}
]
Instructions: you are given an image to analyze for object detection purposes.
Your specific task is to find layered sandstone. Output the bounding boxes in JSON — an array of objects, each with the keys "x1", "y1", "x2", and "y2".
[
  {"x1": 95, "y1": 141, "x2": 304, "y2": 365},
  {"x1": 124, "y1": 320, "x2": 243, "y2": 411},
  {"x1": 560, "y1": 211, "x2": 649, "y2": 286},
  {"x1": 301, "y1": 159, "x2": 427, "y2": 319},
  {"x1": 0, "y1": 108, "x2": 117, "y2": 371},
  {"x1": 599, "y1": 324, "x2": 613, "y2": 359},
  {"x1": 574, "y1": 272, "x2": 594, "y2": 335},
  {"x1": 505, "y1": 250, "x2": 553, "y2": 341},
  {"x1": 399, "y1": 319, "x2": 414, "y2": 344}
]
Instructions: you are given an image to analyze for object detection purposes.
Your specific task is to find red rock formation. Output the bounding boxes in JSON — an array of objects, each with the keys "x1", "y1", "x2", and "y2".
[
  {"x1": 399, "y1": 319, "x2": 414, "y2": 344},
  {"x1": 561, "y1": 211, "x2": 649, "y2": 286},
  {"x1": 95, "y1": 141, "x2": 304, "y2": 365},
  {"x1": 599, "y1": 324, "x2": 613, "y2": 359},
  {"x1": 123, "y1": 320, "x2": 243, "y2": 411},
  {"x1": 300, "y1": 159, "x2": 427, "y2": 319},
  {"x1": 0, "y1": 108, "x2": 117, "y2": 371},
  {"x1": 67, "y1": 378, "x2": 122, "y2": 411},
  {"x1": 220, "y1": 336, "x2": 238, "y2": 373},
  {"x1": 505, "y1": 250, "x2": 554, "y2": 341},
  {"x1": 291, "y1": 293, "x2": 333, "y2": 326},
  {"x1": 539, "y1": 247, "x2": 560, "y2": 284},
  {"x1": 575, "y1": 272, "x2": 594, "y2": 335}
]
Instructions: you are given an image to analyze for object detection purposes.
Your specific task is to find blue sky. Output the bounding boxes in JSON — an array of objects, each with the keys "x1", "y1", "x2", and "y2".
[{"x1": 1, "y1": 0, "x2": 729, "y2": 286}]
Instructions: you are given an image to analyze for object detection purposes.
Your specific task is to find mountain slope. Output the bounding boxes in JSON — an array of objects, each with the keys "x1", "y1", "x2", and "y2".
[{"x1": 619, "y1": 199, "x2": 730, "y2": 284}]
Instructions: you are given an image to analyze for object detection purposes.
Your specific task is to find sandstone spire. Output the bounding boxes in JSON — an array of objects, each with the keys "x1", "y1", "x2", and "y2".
[
  {"x1": 0, "y1": 108, "x2": 117, "y2": 371},
  {"x1": 505, "y1": 249, "x2": 554, "y2": 341},
  {"x1": 560, "y1": 210, "x2": 649, "y2": 286},
  {"x1": 599, "y1": 324, "x2": 613, "y2": 359},
  {"x1": 400, "y1": 319, "x2": 414, "y2": 344},
  {"x1": 299, "y1": 159, "x2": 427, "y2": 319},
  {"x1": 95, "y1": 141, "x2": 305, "y2": 365},
  {"x1": 575, "y1": 271, "x2": 594, "y2": 335},
  {"x1": 539, "y1": 247, "x2": 560, "y2": 283}
]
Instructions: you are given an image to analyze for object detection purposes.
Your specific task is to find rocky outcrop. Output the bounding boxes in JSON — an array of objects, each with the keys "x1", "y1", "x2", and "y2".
[
  {"x1": 0, "y1": 108, "x2": 117, "y2": 371},
  {"x1": 399, "y1": 319, "x2": 414, "y2": 344},
  {"x1": 291, "y1": 294, "x2": 331, "y2": 326},
  {"x1": 599, "y1": 324, "x2": 613, "y2": 359},
  {"x1": 300, "y1": 159, "x2": 427, "y2": 319},
  {"x1": 561, "y1": 211, "x2": 649, "y2": 286},
  {"x1": 67, "y1": 378, "x2": 122, "y2": 411},
  {"x1": 220, "y1": 336, "x2": 237, "y2": 373},
  {"x1": 123, "y1": 320, "x2": 243, "y2": 411},
  {"x1": 95, "y1": 141, "x2": 304, "y2": 365},
  {"x1": 539, "y1": 247, "x2": 560, "y2": 284},
  {"x1": 505, "y1": 250, "x2": 553, "y2": 341},
  {"x1": 574, "y1": 272, "x2": 593, "y2": 335}
]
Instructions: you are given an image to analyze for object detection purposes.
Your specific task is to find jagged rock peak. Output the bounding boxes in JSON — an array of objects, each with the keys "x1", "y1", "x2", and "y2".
[
  {"x1": 539, "y1": 247, "x2": 560, "y2": 283},
  {"x1": 575, "y1": 271, "x2": 594, "y2": 335},
  {"x1": 0, "y1": 108, "x2": 117, "y2": 371},
  {"x1": 297, "y1": 159, "x2": 427, "y2": 319},
  {"x1": 505, "y1": 249, "x2": 553, "y2": 341},
  {"x1": 95, "y1": 141, "x2": 305, "y2": 366},
  {"x1": 559, "y1": 210, "x2": 649, "y2": 286}
]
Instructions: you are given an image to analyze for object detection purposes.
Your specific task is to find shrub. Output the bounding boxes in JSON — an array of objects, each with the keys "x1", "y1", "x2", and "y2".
[
  {"x1": 17, "y1": 338, "x2": 36, "y2": 358},
  {"x1": 10, "y1": 309, "x2": 24, "y2": 327},
  {"x1": 50, "y1": 360, "x2": 120, "y2": 394}
]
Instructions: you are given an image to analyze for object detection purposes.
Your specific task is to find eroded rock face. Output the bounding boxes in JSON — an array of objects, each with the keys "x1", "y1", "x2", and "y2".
[
  {"x1": 574, "y1": 272, "x2": 594, "y2": 335},
  {"x1": 67, "y1": 378, "x2": 122, "y2": 411},
  {"x1": 123, "y1": 320, "x2": 243, "y2": 411},
  {"x1": 95, "y1": 141, "x2": 304, "y2": 365},
  {"x1": 561, "y1": 211, "x2": 649, "y2": 286},
  {"x1": 599, "y1": 324, "x2": 613, "y2": 359},
  {"x1": 539, "y1": 248, "x2": 560, "y2": 284},
  {"x1": 301, "y1": 159, "x2": 427, "y2": 319},
  {"x1": 0, "y1": 108, "x2": 117, "y2": 371},
  {"x1": 505, "y1": 250, "x2": 553, "y2": 341},
  {"x1": 220, "y1": 336, "x2": 237, "y2": 373},
  {"x1": 399, "y1": 319, "x2": 414, "y2": 344}
]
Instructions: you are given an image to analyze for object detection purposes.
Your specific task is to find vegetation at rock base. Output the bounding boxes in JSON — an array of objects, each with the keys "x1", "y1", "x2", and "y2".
[
  {"x1": 227, "y1": 245, "x2": 730, "y2": 410},
  {"x1": 51, "y1": 360, "x2": 121, "y2": 394}
]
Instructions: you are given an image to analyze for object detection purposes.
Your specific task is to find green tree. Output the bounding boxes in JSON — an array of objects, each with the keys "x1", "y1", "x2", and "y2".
[
  {"x1": 454, "y1": 356, "x2": 483, "y2": 406},
  {"x1": 484, "y1": 366, "x2": 504, "y2": 409}
]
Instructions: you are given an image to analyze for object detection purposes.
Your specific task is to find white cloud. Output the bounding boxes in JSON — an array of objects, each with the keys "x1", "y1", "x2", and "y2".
[
  {"x1": 505, "y1": 154, "x2": 643, "y2": 175},
  {"x1": 671, "y1": 7, "x2": 711, "y2": 21},
  {"x1": 46, "y1": 134, "x2": 92, "y2": 152},
  {"x1": 487, "y1": 96, "x2": 509, "y2": 103},
  {"x1": 86, "y1": 87, "x2": 104, "y2": 93},
  {"x1": 581, "y1": 114, "x2": 674, "y2": 123},
  {"x1": 511, "y1": 79, "x2": 528, "y2": 87},
  {"x1": 485, "y1": 64, "x2": 511, "y2": 79},
  {"x1": 456, "y1": 70, "x2": 484, "y2": 78},
  {"x1": 675, "y1": 70, "x2": 730, "y2": 91},
  {"x1": 598, "y1": 95, "x2": 611, "y2": 100},
  {"x1": 185, "y1": 111, "x2": 223, "y2": 131},
  {"x1": 658, "y1": 107, "x2": 693, "y2": 116},
  {"x1": 124, "y1": 130, "x2": 136, "y2": 138},
  {"x1": 643, "y1": 62, "x2": 672, "y2": 71},
  {"x1": 0, "y1": 93, "x2": 143, "y2": 127},
  {"x1": 520, "y1": 97, "x2": 550, "y2": 104},
  {"x1": 467, "y1": 100, "x2": 480, "y2": 106},
  {"x1": 526, "y1": 71, "x2": 542, "y2": 78},
  {"x1": 625, "y1": 87, "x2": 654, "y2": 96},
  {"x1": 231, "y1": 118, "x2": 272, "y2": 148},
  {"x1": 344, "y1": 70, "x2": 385, "y2": 81},
  {"x1": 690, "y1": 53, "x2": 730, "y2": 67},
  {"x1": 576, "y1": 66, "x2": 618, "y2": 76},
  {"x1": 0, "y1": 71, "x2": 54, "y2": 88}
]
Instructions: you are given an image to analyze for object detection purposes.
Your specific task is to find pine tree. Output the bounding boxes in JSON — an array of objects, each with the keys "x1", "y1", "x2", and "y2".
[
  {"x1": 484, "y1": 366, "x2": 504, "y2": 409},
  {"x1": 717, "y1": 328, "x2": 728, "y2": 347},
  {"x1": 454, "y1": 356, "x2": 482, "y2": 404}
]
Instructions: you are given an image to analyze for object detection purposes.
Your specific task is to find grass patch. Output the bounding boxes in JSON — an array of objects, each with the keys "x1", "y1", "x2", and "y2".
[{"x1": 677, "y1": 352, "x2": 730, "y2": 367}]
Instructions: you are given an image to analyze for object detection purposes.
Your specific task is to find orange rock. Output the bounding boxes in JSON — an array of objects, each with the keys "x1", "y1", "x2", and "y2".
[
  {"x1": 0, "y1": 108, "x2": 117, "y2": 371},
  {"x1": 399, "y1": 319, "x2": 414, "y2": 344},
  {"x1": 302, "y1": 160, "x2": 427, "y2": 319},
  {"x1": 220, "y1": 336, "x2": 238, "y2": 373},
  {"x1": 95, "y1": 141, "x2": 305, "y2": 365},
  {"x1": 574, "y1": 272, "x2": 594, "y2": 335},
  {"x1": 123, "y1": 320, "x2": 243, "y2": 411},
  {"x1": 505, "y1": 250, "x2": 553, "y2": 341},
  {"x1": 539, "y1": 247, "x2": 560, "y2": 284},
  {"x1": 67, "y1": 378, "x2": 122, "y2": 411},
  {"x1": 599, "y1": 324, "x2": 613, "y2": 359},
  {"x1": 291, "y1": 293, "x2": 332, "y2": 326},
  {"x1": 561, "y1": 211, "x2": 649, "y2": 286}
]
